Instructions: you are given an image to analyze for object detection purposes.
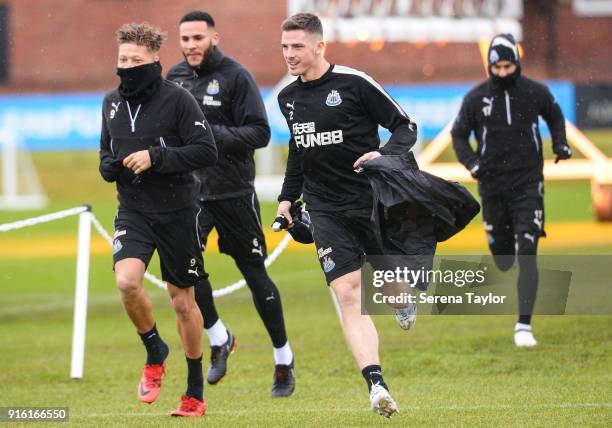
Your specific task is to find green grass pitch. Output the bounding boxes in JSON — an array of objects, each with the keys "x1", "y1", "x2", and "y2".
[{"x1": 0, "y1": 144, "x2": 611, "y2": 426}]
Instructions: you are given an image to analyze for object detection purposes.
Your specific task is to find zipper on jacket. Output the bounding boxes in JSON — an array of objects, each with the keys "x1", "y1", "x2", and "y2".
[
  {"x1": 159, "y1": 136, "x2": 167, "y2": 148},
  {"x1": 531, "y1": 123, "x2": 539, "y2": 152},
  {"x1": 504, "y1": 90, "x2": 512, "y2": 125},
  {"x1": 126, "y1": 102, "x2": 141, "y2": 133},
  {"x1": 481, "y1": 126, "x2": 487, "y2": 155}
]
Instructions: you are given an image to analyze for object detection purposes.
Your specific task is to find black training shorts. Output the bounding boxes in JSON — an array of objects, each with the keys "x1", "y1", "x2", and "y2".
[
  {"x1": 198, "y1": 192, "x2": 267, "y2": 264},
  {"x1": 481, "y1": 182, "x2": 545, "y2": 253},
  {"x1": 310, "y1": 208, "x2": 437, "y2": 286},
  {"x1": 112, "y1": 205, "x2": 205, "y2": 288},
  {"x1": 309, "y1": 208, "x2": 391, "y2": 284}
]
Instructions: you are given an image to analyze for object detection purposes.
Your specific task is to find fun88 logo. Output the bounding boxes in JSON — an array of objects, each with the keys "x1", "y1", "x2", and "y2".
[{"x1": 292, "y1": 122, "x2": 344, "y2": 149}]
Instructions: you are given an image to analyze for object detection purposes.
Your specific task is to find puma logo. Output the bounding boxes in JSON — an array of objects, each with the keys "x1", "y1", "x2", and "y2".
[
  {"x1": 110, "y1": 101, "x2": 121, "y2": 119},
  {"x1": 286, "y1": 101, "x2": 295, "y2": 110},
  {"x1": 251, "y1": 247, "x2": 263, "y2": 257},
  {"x1": 482, "y1": 97, "x2": 493, "y2": 117},
  {"x1": 194, "y1": 121, "x2": 207, "y2": 130},
  {"x1": 187, "y1": 268, "x2": 199, "y2": 277}
]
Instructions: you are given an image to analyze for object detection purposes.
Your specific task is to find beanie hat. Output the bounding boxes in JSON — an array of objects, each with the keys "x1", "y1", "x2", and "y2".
[{"x1": 488, "y1": 33, "x2": 520, "y2": 67}]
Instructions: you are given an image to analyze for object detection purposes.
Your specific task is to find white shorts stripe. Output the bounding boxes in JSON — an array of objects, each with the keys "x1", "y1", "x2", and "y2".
[{"x1": 194, "y1": 206, "x2": 202, "y2": 249}]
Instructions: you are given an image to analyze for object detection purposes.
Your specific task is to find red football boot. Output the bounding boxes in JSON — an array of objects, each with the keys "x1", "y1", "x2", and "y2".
[
  {"x1": 170, "y1": 395, "x2": 206, "y2": 417},
  {"x1": 137, "y1": 362, "x2": 166, "y2": 404}
]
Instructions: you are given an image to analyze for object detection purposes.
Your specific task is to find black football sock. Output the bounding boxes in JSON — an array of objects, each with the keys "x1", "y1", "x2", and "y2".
[
  {"x1": 362, "y1": 365, "x2": 388, "y2": 392},
  {"x1": 237, "y1": 261, "x2": 288, "y2": 348},
  {"x1": 195, "y1": 278, "x2": 220, "y2": 329},
  {"x1": 517, "y1": 238, "x2": 539, "y2": 328},
  {"x1": 185, "y1": 355, "x2": 204, "y2": 401},
  {"x1": 138, "y1": 324, "x2": 168, "y2": 365}
]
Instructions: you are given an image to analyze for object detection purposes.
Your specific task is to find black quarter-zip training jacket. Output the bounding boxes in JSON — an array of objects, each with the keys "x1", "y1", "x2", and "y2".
[
  {"x1": 167, "y1": 47, "x2": 270, "y2": 201},
  {"x1": 451, "y1": 75, "x2": 569, "y2": 196},
  {"x1": 277, "y1": 64, "x2": 418, "y2": 212},
  {"x1": 99, "y1": 79, "x2": 217, "y2": 213}
]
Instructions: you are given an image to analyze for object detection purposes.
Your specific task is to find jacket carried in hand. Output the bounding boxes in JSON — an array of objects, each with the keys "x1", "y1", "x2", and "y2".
[{"x1": 361, "y1": 153, "x2": 480, "y2": 249}]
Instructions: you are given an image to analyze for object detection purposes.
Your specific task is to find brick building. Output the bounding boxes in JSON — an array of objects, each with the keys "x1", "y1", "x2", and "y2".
[{"x1": 0, "y1": 0, "x2": 611, "y2": 93}]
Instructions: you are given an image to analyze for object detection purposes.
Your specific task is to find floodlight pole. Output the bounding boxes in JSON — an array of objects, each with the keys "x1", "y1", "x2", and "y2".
[{"x1": 70, "y1": 206, "x2": 92, "y2": 379}]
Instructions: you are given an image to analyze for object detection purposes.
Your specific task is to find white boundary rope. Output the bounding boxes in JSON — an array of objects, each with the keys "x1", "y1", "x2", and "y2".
[
  {"x1": 2, "y1": 205, "x2": 294, "y2": 298},
  {"x1": 0, "y1": 205, "x2": 89, "y2": 232}
]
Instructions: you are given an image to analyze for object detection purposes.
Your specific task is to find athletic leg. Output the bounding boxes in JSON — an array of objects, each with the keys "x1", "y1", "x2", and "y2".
[
  {"x1": 113, "y1": 209, "x2": 168, "y2": 403},
  {"x1": 236, "y1": 259, "x2": 288, "y2": 349},
  {"x1": 331, "y1": 270, "x2": 398, "y2": 418},
  {"x1": 482, "y1": 195, "x2": 515, "y2": 271},
  {"x1": 510, "y1": 185, "x2": 545, "y2": 346}
]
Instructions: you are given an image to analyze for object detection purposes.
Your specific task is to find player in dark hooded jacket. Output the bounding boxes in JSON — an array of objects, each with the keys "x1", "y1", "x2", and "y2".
[
  {"x1": 451, "y1": 34, "x2": 572, "y2": 348},
  {"x1": 167, "y1": 11, "x2": 294, "y2": 397}
]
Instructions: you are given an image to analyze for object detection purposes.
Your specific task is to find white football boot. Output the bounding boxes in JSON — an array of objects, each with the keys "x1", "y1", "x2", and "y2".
[
  {"x1": 370, "y1": 383, "x2": 399, "y2": 418},
  {"x1": 394, "y1": 301, "x2": 417, "y2": 330},
  {"x1": 514, "y1": 323, "x2": 537, "y2": 347}
]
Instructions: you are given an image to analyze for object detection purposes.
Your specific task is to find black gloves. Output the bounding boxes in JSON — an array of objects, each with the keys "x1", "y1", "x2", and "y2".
[
  {"x1": 553, "y1": 145, "x2": 572, "y2": 163},
  {"x1": 99, "y1": 158, "x2": 123, "y2": 183},
  {"x1": 287, "y1": 202, "x2": 314, "y2": 244},
  {"x1": 271, "y1": 201, "x2": 314, "y2": 244}
]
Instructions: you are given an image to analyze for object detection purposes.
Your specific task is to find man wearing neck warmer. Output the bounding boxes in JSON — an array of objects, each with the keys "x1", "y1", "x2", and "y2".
[
  {"x1": 99, "y1": 22, "x2": 218, "y2": 417},
  {"x1": 167, "y1": 11, "x2": 295, "y2": 397},
  {"x1": 452, "y1": 34, "x2": 572, "y2": 348}
]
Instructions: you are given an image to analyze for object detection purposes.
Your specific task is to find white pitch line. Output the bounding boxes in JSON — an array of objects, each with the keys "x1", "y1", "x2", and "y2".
[{"x1": 69, "y1": 402, "x2": 612, "y2": 418}]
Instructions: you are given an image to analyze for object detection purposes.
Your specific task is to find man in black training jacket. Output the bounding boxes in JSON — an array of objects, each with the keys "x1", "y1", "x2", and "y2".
[
  {"x1": 167, "y1": 11, "x2": 295, "y2": 397},
  {"x1": 99, "y1": 22, "x2": 217, "y2": 417},
  {"x1": 276, "y1": 13, "x2": 423, "y2": 418},
  {"x1": 452, "y1": 34, "x2": 572, "y2": 348}
]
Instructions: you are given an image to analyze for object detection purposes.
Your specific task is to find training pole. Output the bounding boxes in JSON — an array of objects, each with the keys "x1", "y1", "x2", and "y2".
[{"x1": 70, "y1": 206, "x2": 92, "y2": 379}]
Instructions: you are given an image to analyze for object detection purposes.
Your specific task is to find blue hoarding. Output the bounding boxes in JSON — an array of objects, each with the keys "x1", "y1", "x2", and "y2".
[{"x1": 0, "y1": 81, "x2": 574, "y2": 151}]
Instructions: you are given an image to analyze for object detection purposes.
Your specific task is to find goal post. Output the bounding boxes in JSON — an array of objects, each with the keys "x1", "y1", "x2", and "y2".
[{"x1": 0, "y1": 128, "x2": 48, "y2": 210}]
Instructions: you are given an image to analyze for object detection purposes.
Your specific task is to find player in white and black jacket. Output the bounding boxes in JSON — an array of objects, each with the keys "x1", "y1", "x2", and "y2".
[
  {"x1": 276, "y1": 13, "x2": 419, "y2": 418},
  {"x1": 451, "y1": 34, "x2": 572, "y2": 348},
  {"x1": 99, "y1": 23, "x2": 216, "y2": 417},
  {"x1": 167, "y1": 11, "x2": 295, "y2": 397}
]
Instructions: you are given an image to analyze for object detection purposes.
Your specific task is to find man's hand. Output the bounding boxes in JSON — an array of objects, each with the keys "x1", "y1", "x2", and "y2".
[
  {"x1": 100, "y1": 158, "x2": 123, "y2": 182},
  {"x1": 553, "y1": 145, "x2": 572, "y2": 164},
  {"x1": 123, "y1": 150, "x2": 152, "y2": 174},
  {"x1": 276, "y1": 200, "x2": 293, "y2": 226},
  {"x1": 353, "y1": 151, "x2": 381, "y2": 170}
]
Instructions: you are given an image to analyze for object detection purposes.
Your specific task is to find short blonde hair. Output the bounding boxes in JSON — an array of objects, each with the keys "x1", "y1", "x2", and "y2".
[{"x1": 115, "y1": 22, "x2": 167, "y2": 52}]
